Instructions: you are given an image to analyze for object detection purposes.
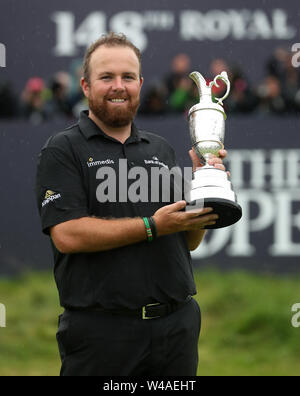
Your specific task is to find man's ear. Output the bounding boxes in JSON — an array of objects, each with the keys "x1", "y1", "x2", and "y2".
[
  {"x1": 81, "y1": 77, "x2": 89, "y2": 98},
  {"x1": 139, "y1": 76, "x2": 144, "y2": 88}
]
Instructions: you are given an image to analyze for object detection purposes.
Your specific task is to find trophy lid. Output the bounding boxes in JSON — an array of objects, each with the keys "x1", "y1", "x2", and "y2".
[{"x1": 188, "y1": 71, "x2": 230, "y2": 119}]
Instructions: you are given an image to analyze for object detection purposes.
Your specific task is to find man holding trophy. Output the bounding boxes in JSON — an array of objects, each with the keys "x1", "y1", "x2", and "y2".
[{"x1": 36, "y1": 32, "x2": 241, "y2": 376}]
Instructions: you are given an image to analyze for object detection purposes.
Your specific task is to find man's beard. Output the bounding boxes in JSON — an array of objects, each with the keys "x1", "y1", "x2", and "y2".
[{"x1": 88, "y1": 93, "x2": 140, "y2": 128}]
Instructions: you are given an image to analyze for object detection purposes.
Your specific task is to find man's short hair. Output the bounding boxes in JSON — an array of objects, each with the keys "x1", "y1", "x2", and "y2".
[{"x1": 83, "y1": 32, "x2": 142, "y2": 85}]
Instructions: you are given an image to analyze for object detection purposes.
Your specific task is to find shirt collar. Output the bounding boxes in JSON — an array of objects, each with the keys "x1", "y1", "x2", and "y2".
[{"x1": 78, "y1": 110, "x2": 150, "y2": 143}]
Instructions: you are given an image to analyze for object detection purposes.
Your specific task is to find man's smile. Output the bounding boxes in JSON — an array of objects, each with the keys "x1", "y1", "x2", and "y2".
[{"x1": 108, "y1": 98, "x2": 127, "y2": 104}]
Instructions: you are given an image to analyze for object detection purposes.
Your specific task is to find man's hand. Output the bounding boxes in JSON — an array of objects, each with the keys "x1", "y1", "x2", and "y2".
[
  {"x1": 189, "y1": 148, "x2": 230, "y2": 177},
  {"x1": 153, "y1": 200, "x2": 219, "y2": 237}
]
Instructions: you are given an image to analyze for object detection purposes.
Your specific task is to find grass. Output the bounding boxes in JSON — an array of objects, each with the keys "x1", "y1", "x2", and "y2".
[
  {"x1": 0, "y1": 269, "x2": 299, "y2": 376},
  {"x1": 193, "y1": 271, "x2": 300, "y2": 376},
  {"x1": 0, "y1": 271, "x2": 61, "y2": 376}
]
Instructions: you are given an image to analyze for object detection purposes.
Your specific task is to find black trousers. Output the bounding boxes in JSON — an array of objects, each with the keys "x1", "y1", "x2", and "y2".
[{"x1": 56, "y1": 298, "x2": 201, "y2": 376}]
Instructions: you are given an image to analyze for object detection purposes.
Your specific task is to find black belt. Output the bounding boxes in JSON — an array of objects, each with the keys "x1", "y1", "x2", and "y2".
[{"x1": 67, "y1": 296, "x2": 192, "y2": 320}]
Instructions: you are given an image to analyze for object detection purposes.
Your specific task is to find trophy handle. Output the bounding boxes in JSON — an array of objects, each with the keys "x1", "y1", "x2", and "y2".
[{"x1": 209, "y1": 71, "x2": 231, "y2": 106}]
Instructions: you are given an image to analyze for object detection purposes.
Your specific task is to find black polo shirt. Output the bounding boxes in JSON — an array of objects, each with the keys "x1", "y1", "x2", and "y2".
[{"x1": 35, "y1": 110, "x2": 196, "y2": 310}]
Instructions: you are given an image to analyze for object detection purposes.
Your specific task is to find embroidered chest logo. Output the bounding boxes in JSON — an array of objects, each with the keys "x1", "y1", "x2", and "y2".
[
  {"x1": 87, "y1": 157, "x2": 115, "y2": 168},
  {"x1": 144, "y1": 156, "x2": 169, "y2": 169}
]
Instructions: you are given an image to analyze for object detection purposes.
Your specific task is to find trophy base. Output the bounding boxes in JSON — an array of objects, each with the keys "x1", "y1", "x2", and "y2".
[
  {"x1": 186, "y1": 198, "x2": 242, "y2": 229},
  {"x1": 203, "y1": 197, "x2": 242, "y2": 229},
  {"x1": 185, "y1": 167, "x2": 242, "y2": 229}
]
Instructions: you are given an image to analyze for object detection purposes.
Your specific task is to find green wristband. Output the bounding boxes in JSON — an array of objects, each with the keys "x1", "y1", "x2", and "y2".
[{"x1": 142, "y1": 217, "x2": 153, "y2": 242}]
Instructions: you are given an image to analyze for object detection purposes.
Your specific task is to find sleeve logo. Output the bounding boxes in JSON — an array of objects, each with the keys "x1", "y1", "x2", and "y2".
[
  {"x1": 42, "y1": 190, "x2": 61, "y2": 207},
  {"x1": 45, "y1": 190, "x2": 55, "y2": 199}
]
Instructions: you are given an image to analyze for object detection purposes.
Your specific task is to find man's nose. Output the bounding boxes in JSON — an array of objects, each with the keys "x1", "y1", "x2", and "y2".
[{"x1": 111, "y1": 77, "x2": 125, "y2": 91}]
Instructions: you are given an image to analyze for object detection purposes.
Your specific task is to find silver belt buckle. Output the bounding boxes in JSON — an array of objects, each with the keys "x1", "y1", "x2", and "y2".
[{"x1": 142, "y1": 302, "x2": 161, "y2": 320}]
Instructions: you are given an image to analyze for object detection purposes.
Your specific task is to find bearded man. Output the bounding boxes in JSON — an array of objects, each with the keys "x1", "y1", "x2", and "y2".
[{"x1": 35, "y1": 32, "x2": 227, "y2": 376}]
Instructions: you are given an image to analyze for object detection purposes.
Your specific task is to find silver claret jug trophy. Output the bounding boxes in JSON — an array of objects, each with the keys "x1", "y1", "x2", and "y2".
[{"x1": 185, "y1": 71, "x2": 242, "y2": 229}]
